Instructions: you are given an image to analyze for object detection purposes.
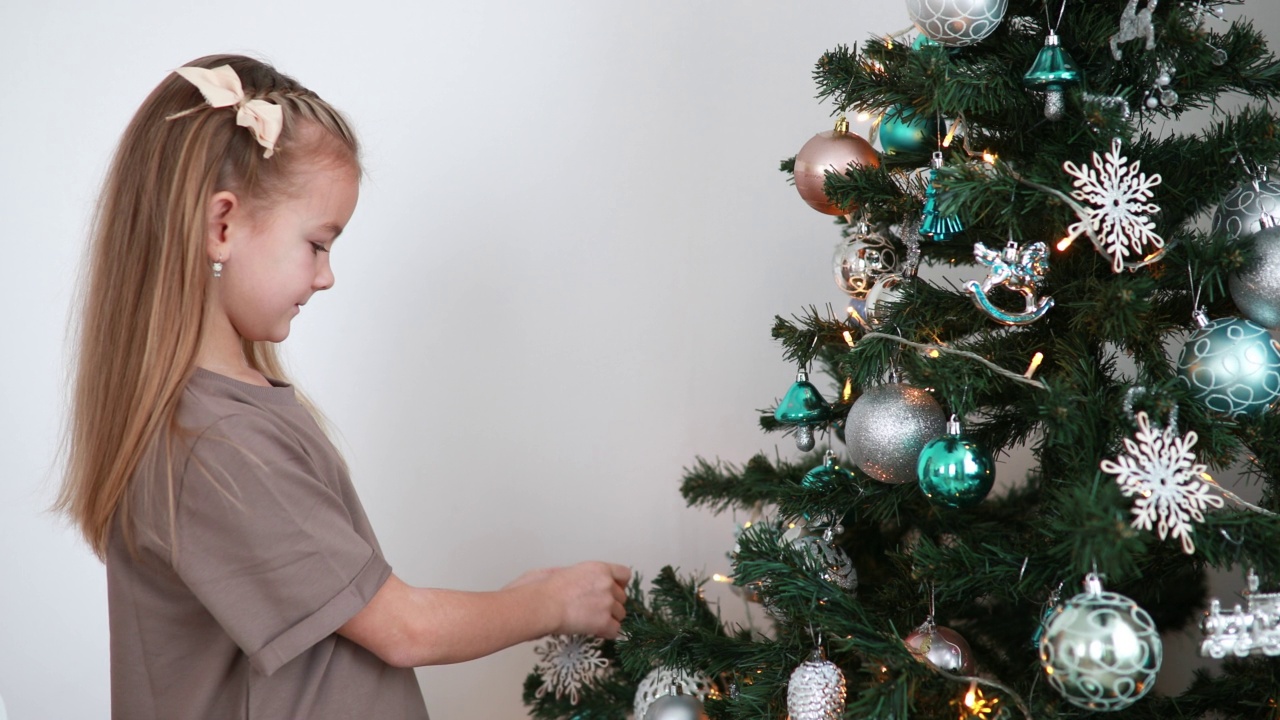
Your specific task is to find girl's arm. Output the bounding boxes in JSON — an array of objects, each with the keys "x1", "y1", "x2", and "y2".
[{"x1": 337, "y1": 561, "x2": 629, "y2": 668}]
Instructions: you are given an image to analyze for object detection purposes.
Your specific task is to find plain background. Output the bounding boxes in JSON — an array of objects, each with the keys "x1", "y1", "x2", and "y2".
[{"x1": 3, "y1": 2, "x2": 1279, "y2": 718}]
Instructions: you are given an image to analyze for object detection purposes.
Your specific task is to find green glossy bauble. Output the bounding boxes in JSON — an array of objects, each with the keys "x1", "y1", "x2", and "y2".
[
  {"x1": 1176, "y1": 315, "x2": 1280, "y2": 417},
  {"x1": 916, "y1": 433, "x2": 994, "y2": 508},
  {"x1": 878, "y1": 105, "x2": 938, "y2": 154}
]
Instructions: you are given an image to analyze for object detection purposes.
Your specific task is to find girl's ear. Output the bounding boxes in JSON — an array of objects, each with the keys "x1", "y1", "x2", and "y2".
[{"x1": 205, "y1": 190, "x2": 240, "y2": 262}]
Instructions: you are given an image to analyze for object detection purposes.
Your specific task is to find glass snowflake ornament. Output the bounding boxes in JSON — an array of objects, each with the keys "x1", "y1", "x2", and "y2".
[
  {"x1": 1100, "y1": 410, "x2": 1224, "y2": 554},
  {"x1": 1062, "y1": 137, "x2": 1165, "y2": 272},
  {"x1": 532, "y1": 634, "x2": 609, "y2": 705}
]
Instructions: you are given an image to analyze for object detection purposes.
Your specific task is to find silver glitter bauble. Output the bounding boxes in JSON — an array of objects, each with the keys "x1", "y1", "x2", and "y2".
[
  {"x1": 1212, "y1": 179, "x2": 1280, "y2": 240},
  {"x1": 1176, "y1": 313, "x2": 1280, "y2": 418},
  {"x1": 905, "y1": 621, "x2": 975, "y2": 673},
  {"x1": 864, "y1": 274, "x2": 906, "y2": 326},
  {"x1": 644, "y1": 693, "x2": 707, "y2": 720},
  {"x1": 833, "y1": 231, "x2": 899, "y2": 298},
  {"x1": 634, "y1": 668, "x2": 712, "y2": 720},
  {"x1": 1229, "y1": 225, "x2": 1280, "y2": 329},
  {"x1": 845, "y1": 382, "x2": 946, "y2": 484},
  {"x1": 1039, "y1": 574, "x2": 1161, "y2": 711},
  {"x1": 787, "y1": 649, "x2": 846, "y2": 720},
  {"x1": 905, "y1": 0, "x2": 1009, "y2": 47},
  {"x1": 792, "y1": 534, "x2": 858, "y2": 593}
]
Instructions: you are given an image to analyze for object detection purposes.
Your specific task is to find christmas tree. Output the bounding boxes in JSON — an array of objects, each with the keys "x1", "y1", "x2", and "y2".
[{"x1": 526, "y1": 1, "x2": 1280, "y2": 717}]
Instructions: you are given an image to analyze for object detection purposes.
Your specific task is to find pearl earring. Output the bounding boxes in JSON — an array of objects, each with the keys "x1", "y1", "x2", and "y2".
[{"x1": 212, "y1": 256, "x2": 223, "y2": 278}]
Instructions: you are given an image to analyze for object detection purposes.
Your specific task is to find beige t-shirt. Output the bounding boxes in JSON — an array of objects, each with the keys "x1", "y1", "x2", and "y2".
[{"x1": 106, "y1": 369, "x2": 429, "y2": 719}]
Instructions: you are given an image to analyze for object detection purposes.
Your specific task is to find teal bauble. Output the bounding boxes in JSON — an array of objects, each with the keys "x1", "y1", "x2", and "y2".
[
  {"x1": 878, "y1": 105, "x2": 938, "y2": 154},
  {"x1": 802, "y1": 452, "x2": 855, "y2": 491},
  {"x1": 1176, "y1": 312, "x2": 1280, "y2": 418},
  {"x1": 916, "y1": 416, "x2": 994, "y2": 508}
]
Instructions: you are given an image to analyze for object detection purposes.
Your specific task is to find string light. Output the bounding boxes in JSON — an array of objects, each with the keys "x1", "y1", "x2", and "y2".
[
  {"x1": 1024, "y1": 352, "x2": 1044, "y2": 379},
  {"x1": 982, "y1": 151, "x2": 998, "y2": 164},
  {"x1": 712, "y1": 573, "x2": 733, "y2": 583},
  {"x1": 1056, "y1": 235, "x2": 1075, "y2": 251},
  {"x1": 843, "y1": 330, "x2": 856, "y2": 347},
  {"x1": 958, "y1": 681, "x2": 1000, "y2": 718},
  {"x1": 928, "y1": 349, "x2": 941, "y2": 358},
  {"x1": 856, "y1": 110, "x2": 872, "y2": 122},
  {"x1": 842, "y1": 377, "x2": 853, "y2": 402},
  {"x1": 943, "y1": 117, "x2": 963, "y2": 148}
]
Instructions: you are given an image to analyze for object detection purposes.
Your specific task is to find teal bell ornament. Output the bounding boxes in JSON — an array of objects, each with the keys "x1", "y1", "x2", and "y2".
[
  {"x1": 775, "y1": 369, "x2": 831, "y2": 451},
  {"x1": 1023, "y1": 30, "x2": 1081, "y2": 121},
  {"x1": 919, "y1": 152, "x2": 963, "y2": 242},
  {"x1": 1176, "y1": 309, "x2": 1280, "y2": 418},
  {"x1": 916, "y1": 415, "x2": 995, "y2": 508},
  {"x1": 878, "y1": 105, "x2": 938, "y2": 155}
]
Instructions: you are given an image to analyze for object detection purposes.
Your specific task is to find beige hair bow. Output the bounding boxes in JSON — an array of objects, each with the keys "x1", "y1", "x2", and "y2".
[{"x1": 169, "y1": 65, "x2": 284, "y2": 158}]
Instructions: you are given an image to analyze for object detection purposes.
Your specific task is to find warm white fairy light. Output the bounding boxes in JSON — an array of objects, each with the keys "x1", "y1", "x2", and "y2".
[{"x1": 1024, "y1": 352, "x2": 1044, "y2": 379}]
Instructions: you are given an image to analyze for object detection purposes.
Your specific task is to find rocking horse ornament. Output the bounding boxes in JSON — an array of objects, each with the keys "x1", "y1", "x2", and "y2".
[
  {"x1": 964, "y1": 238, "x2": 1055, "y2": 325},
  {"x1": 1111, "y1": 0, "x2": 1158, "y2": 60}
]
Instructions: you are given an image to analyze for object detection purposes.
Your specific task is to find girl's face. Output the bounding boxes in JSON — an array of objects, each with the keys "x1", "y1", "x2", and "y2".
[{"x1": 214, "y1": 158, "x2": 360, "y2": 344}]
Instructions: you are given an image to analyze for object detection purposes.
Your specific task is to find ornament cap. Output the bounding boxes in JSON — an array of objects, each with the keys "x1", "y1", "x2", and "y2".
[
  {"x1": 1191, "y1": 308, "x2": 1210, "y2": 328},
  {"x1": 834, "y1": 115, "x2": 850, "y2": 134},
  {"x1": 946, "y1": 414, "x2": 961, "y2": 435},
  {"x1": 1083, "y1": 572, "x2": 1104, "y2": 595}
]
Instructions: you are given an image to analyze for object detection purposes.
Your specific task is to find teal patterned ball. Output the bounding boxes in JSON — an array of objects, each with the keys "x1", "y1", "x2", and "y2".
[{"x1": 1176, "y1": 316, "x2": 1280, "y2": 417}]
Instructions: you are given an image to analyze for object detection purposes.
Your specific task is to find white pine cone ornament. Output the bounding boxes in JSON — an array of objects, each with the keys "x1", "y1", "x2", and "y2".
[{"x1": 786, "y1": 648, "x2": 846, "y2": 720}]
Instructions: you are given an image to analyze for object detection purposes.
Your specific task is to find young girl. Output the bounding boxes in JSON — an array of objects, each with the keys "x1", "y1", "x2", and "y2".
[{"x1": 56, "y1": 54, "x2": 629, "y2": 719}]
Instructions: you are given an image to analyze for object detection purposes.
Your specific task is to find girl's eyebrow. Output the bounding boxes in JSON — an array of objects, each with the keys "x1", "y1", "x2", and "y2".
[{"x1": 320, "y1": 222, "x2": 344, "y2": 239}]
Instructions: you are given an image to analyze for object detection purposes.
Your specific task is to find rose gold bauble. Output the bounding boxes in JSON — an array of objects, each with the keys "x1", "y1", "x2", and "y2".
[
  {"x1": 794, "y1": 119, "x2": 880, "y2": 215},
  {"x1": 904, "y1": 623, "x2": 975, "y2": 673}
]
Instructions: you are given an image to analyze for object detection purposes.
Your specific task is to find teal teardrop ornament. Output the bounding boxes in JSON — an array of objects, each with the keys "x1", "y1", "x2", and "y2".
[
  {"x1": 920, "y1": 152, "x2": 963, "y2": 242},
  {"x1": 878, "y1": 105, "x2": 938, "y2": 155},
  {"x1": 775, "y1": 369, "x2": 830, "y2": 450},
  {"x1": 1023, "y1": 31, "x2": 1081, "y2": 121},
  {"x1": 916, "y1": 415, "x2": 995, "y2": 508}
]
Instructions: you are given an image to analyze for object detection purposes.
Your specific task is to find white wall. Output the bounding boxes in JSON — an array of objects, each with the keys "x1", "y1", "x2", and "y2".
[{"x1": 2, "y1": 2, "x2": 1278, "y2": 718}]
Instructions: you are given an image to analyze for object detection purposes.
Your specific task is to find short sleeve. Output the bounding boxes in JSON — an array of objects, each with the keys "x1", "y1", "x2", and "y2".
[{"x1": 173, "y1": 412, "x2": 391, "y2": 676}]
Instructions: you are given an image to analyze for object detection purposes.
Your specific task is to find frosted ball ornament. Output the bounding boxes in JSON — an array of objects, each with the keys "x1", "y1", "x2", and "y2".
[
  {"x1": 1212, "y1": 178, "x2": 1280, "y2": 240},
  {"x1": 1176, "y1": 310, "x2": 1280, "y2": 418},
  {"x1": 844, "y1": 378, "x2": 947, "y2": 484},
  {"x1": 905, "y1": 0, "x2": 1009, "y2": 47},
  {"x1": 1039, "y1": 573, "x2": 1162, "y2": 711},
  {"x1": 1228, "y1": 224, "x2": 1280, "y2": 329},
  {"x1": 905, "y1": 618, "x2": 975, "y2": 673},
  {"x1": 794, "y1": 116, "x2": 880, "y2": 215},
  {"x1": 833, "y1": 225, "x2": 899, "y2": 298},
  {"x1": 787, "y1": 648, "x2": 847, "y2": 720}
]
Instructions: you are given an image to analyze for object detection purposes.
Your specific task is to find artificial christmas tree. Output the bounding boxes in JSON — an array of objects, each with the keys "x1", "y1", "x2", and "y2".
[{"x1": 526, "y1": 1, "x2": 1280, "y2": 717}]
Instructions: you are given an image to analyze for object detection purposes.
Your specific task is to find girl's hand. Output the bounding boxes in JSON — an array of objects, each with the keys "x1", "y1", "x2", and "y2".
[
  {"x1": 544, "y1": 561, "x2": 630, "y2": 639},
  {"x1": 502, "y1": 566, "x2": 561, "y2": 590}
]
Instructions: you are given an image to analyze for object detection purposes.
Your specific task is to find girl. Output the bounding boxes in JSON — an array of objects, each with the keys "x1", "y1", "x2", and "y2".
[{"x1": 56, "y1": 54, "x2": 629, "y2": 719}]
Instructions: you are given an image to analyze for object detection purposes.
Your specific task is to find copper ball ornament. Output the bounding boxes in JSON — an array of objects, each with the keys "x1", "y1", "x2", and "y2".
[{"x1": 794, "y1": 118, "x2": 880, "y2": 215}]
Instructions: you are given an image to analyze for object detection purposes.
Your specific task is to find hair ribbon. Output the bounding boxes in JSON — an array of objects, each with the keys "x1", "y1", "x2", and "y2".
[{"x1": 168, "y1": 65, "x2": 283, "y2": 158}]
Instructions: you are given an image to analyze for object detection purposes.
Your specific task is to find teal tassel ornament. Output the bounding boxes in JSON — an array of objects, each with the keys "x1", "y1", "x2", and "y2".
[
  {"x1": 775, "y1": 369, "x2": 831, "y2": 450},
  {"x1": 1023, "y1": 30, "x2": 1081, "y2": 121},
  {"x1": 920, "y1": 152, "x2": 963, "y2": 242}
]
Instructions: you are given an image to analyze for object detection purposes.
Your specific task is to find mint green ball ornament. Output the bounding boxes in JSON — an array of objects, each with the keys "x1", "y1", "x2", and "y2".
[
  {"x1": 917, "y1": 415, "x2": 994, "y2": 508},
  {"x1": 878, "y1": 105, "x2": 938, "y2": 154}
]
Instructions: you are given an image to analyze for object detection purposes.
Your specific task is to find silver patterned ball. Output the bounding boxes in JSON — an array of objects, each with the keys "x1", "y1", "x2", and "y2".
[
  {"x1": 787, "y1": 649, "x2": 846, "y2": 720},
  {"x1": 905, "y1": 0, "x2": 1009, "y2": 47},
  {"x1": 844, "y1": 382, "x2": 947, "y2": 484},
  {"x1": 833, "y1": 232, "x2": 898, "y2": 298},
  {"x1": 1229, "y1": 225, "x2": 1280, "y2": 329},
  {"x1": 644, "y1": 693, "x2": 707, "y2": 720},
  {"x1": 1039, "y1": 574, "x2": 1162, "y2": 712},
  {"x1": 634, "y1": 668, "x2": 712, "y2": 720},
  {"x1": 1176, "y1": 315, "x2": 1280, "y2": 418},
  {"x1": 1212, "y1": 179, "x2": 1280, "y2": 240}
]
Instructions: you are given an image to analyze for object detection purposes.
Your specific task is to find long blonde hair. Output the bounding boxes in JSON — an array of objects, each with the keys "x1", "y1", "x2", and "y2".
[{"x1": 57, "y1": 54, "x2": 361, "y2": 558}]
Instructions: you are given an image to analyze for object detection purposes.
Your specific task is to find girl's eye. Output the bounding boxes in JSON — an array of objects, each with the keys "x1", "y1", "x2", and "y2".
[{"x1": 310, "y1": 242, "x2": 330, "y2": 254}]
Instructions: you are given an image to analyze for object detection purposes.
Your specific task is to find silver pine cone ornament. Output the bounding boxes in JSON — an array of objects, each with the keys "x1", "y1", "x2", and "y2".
[{"x1": 786, "y1": 648, "x2": 846, "y2": 720}]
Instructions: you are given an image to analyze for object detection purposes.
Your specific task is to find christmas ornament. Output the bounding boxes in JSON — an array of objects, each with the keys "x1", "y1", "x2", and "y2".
[
  {"x1": 644, "y1": 690, "x2": 708, "y2": 720},
  {"x1": 775, "y1": 369, "x2": 831, "y2": 451},
  {"x1": 532, "y1": 634, "x2": 610, "y2": 705},
  {"x1": 963, "y1": 238, "x2": 1054, "y2": 325},
  {"x1": 863, "y1": 274, "x2": 907, "y2": 327},
  {"x1": 1023, "y1": 30, "x2": 1081, "y2": 121},
  {"x1": 793, "y1": 525, "x2": 858, "y2": 593},
  {"x1": 912, "y1": 32, "x2": 942, "y2": 50},
  {"x1": 832, "y1": 224, "x2": 898, "y2": 298},
  {"x1": 1143, "y1": 62, "x2": 1179, "y2": 109},
  {"x1": 1100, "y1": 410, "x2": 1223, "y2": 554},
  {"x1": 634, "y1": 667, "x2": 712, "y2": 720},
  {"x1": 905, "y1": 617, "x2": 976, "y2": 673},
  {"x1": 801, "y1": 451, "x2": 856, "y2": 491},
  {"x1": 845, "y1": 379, "x2": 947, "y2": 484},
  {"x1": 794, "y1": 116, "x2": 880, "y2": 215},
  {"x1": 1062, "y1": 137, "x2": 1165, "y2": 272},
  {"x1": 1109, "y1": 0, "x2": 1158, "y2": 60},
  {"x1": 1039, "y1": 573, "x2": 1162, "y2": 711},
  {"x1": 917, "y1": 414, "x2": 995, "y2": 508},
  {"x1": 878, "y1": 105, "x2": 937, "y2": 154},
  {"x1": 1213, "y1": 176, "x2": 1280, "y2": 240},
  {"x1": 787, "y1": 648, "x2": 847, "y2": 720},
  {"x1": 920, "y1": 152, "x2": 964, "y2": 242},
  {"x1": 1229, "y1": 224, "x2": 1280, "y2": 328},
  {"x1": 1201, "y1": 569, "x2": 1280, "y2": 658},
  {"x1": 905, "y1": 0, "x2": 1009, "y2": 48},
  {"x1": 1176, "y1": 310, "x2": 1280, "y2": 418}
]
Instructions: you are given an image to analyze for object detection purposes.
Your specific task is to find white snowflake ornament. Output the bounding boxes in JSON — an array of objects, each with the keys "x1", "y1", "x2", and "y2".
[
  {"x1": 1100, "y1": 411, "x2": 1224, "y2": 554},
  {"x1": 1062, "y1": 137, "x2": 1165, "y2": 272},
  {"x1": 532, "y1": 634, "x2": 609, "y2": 705}
]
